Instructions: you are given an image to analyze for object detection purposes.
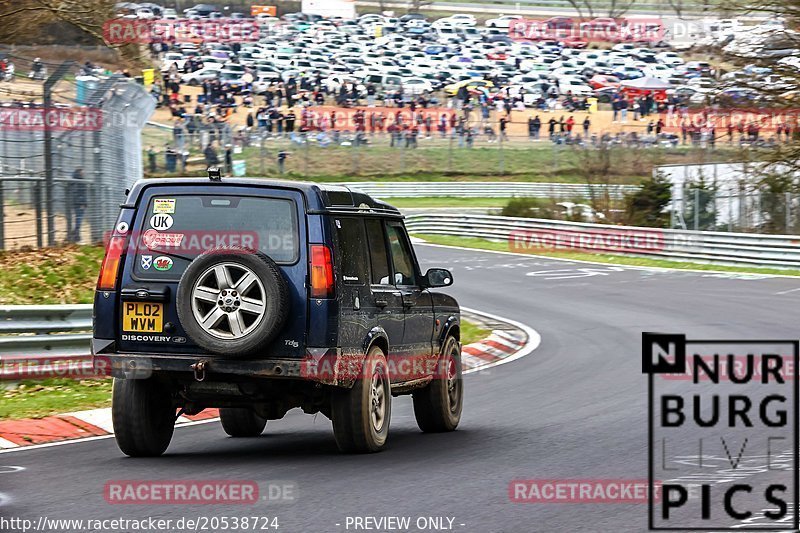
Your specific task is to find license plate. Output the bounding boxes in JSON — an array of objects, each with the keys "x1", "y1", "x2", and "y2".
[{"x1": 122, "y1": 302, "x2": 164, "y2": 333}]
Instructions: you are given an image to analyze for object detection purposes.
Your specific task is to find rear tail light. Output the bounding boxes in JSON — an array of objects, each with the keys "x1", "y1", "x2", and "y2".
[
  {"x1": 97, "y1": 236, "x2": 127, "y2": 291},
  {"x1": 310, "y1": 244, "x2": 334, "y2": 299}
]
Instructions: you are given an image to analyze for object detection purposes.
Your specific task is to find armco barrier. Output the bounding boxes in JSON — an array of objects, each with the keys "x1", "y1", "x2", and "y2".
[
  {"x1": 404, "y1": 213, "x2": 800, "y2": 269},
  {"x1": 0, "y1": 305, "x2": 93, "y2": 378},
  {"x1": 340, "y1": 182, "x2": 639, "y2": 200}
]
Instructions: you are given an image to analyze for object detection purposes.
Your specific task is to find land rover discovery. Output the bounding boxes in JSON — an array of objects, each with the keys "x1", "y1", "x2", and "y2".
[{"x1": 92, "y1": 174, "x2": 463, "y2": 456}]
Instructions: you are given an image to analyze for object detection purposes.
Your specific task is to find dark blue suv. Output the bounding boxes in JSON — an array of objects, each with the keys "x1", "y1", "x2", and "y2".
[{"x1": 93, "y1": 175, "x2": 462, "y2": 456}]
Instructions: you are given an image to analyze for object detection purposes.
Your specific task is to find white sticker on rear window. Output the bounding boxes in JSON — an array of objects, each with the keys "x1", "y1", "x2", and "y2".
[
  {"x1": 153, "y1": 199, "x2": 175, "y2": 214},
  {"x1": 150, "y1": 213, "x2": 174, "y2": 231}
]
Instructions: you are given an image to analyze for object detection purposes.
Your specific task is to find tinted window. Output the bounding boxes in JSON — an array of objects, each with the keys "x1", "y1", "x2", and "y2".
[
  {"x1": 365, "y1": 219, "x2": 390, "y2": 285},
  {"x1": 336, "y1": 218, "x2": 368, "y2": 285},
  {"x1": 134, "y1": 194, "x2": 298, "y2": 280},
  {"x1": 386, "y1": 224, "x2": 417, "y2": 286}
]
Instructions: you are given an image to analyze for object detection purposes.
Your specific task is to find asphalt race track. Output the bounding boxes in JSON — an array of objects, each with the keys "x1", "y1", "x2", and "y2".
[{"x1": 3, "y1": 244, "x2": 800, "y2": 532}]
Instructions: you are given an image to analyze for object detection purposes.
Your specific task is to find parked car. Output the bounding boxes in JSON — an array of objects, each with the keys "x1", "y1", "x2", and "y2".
[
  {"x1": 180, "y1": 67, "x2": 220, "y2": 85},
  {"x1": 486, "y1": 15, "x2": 524, "y2": 29},
  {"x1": 96, "y1": 174, "x2": 463, "y2": 456}
]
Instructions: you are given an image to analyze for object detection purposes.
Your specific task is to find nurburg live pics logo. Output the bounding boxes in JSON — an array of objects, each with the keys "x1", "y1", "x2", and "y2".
[{"x1": 642, "y1": 332, "x2": 799, "y2": 530}]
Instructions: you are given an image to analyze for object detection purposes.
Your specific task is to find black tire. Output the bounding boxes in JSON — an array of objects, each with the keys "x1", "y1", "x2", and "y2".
[
  {"x1": 331, "y1": 346, "x2": 391, "y2": 453},
  {"x1": 176, "y1": 248, "x2": 290, "y2": 358},
  {"x1": 413, "y1": 335, "x2": 463, "y2": 432},
  {"x1": 188, "y1": 79, "x2": 199, "y2": 86},
  {"x1": 112, "y1": 378, "x2": 175, "y2": 457},
  {"x1": 220, "y1": 408, "x2": 267, "y2": 437}
]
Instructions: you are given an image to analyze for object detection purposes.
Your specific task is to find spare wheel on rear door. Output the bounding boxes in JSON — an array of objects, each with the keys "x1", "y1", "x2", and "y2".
[{"x1": 176, "y1": 247, "x2": 290, "y2": 357}]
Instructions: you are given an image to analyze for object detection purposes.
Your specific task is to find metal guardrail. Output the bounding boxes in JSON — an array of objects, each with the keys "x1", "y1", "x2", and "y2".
[
  {"x1": 0, "y1": 305, "x2": 92, "y2": 379},
  {"x1": 343, "y1": 182, "x2": 639, "y2": 199},
  {"x1": 405, "y1": 213, "x2": 800, "y2": 269}
]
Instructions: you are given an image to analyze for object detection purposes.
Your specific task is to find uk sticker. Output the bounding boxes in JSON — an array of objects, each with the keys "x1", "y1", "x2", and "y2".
[
  {"x1": 153, "y1": 199, "x2": 175, "y2": 214},
  {"x1": 150, "y1": 213, "x2": 173, "y2": 231},
  {"x1": 140, "y1": 255, "x2": 153, "y2": 270},
  {"x1": 153, "y1": 256, "x2": 173, "y2": 271}
]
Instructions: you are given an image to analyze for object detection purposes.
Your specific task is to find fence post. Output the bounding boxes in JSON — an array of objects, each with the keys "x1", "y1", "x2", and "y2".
[
  {"x1": 0, "y1": 180, "x2": 4, "y2": 250},
  {"x1": 448, "y1": 135, "x2": 453, "y2": 173},
  {"x1": 499, "y1": 135, "x2": 505, "y2": 174},
  {"x1": 34, "y1": 181, "x2": 43, "y2": 248},
  {"x1": 786, "y1": 191, "x2": 792, "y2": 233},
  {"x1": 259, "y1": 136, "x2": 265, "y2": 176},
  {"x1": 42, "y1": 62, "x2": 74, "y2": 247},
  {"x1": 693, "y1": 188, "x2": 699, "y2": 231},
  {"x1": 304, "y1": 136, "x2": 310, "y2": 176}
]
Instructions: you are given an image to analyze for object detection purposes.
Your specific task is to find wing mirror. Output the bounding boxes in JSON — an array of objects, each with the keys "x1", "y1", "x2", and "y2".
[{"x1": 423, "y1": 268, "x2": 453, "y2": 288}]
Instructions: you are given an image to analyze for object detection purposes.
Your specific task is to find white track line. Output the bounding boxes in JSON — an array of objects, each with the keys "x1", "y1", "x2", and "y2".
[
  {"x1": 417, "y1": 242, "x2": 795, "y2": 279},
  {"x1": 461, "y1": 306, "x2": 541, "y2": 374}
]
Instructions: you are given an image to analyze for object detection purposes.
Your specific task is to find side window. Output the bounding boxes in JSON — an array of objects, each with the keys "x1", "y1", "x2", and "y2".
[
  {"x1": 336, "y1": 218, "x2": 368, "y2": 285},
  {"x1": 386, "y1": 224, "x2": 417, "y2": 286},
  {"x1": 365, "y1": 219, "x2": 391, "y2": 285}
]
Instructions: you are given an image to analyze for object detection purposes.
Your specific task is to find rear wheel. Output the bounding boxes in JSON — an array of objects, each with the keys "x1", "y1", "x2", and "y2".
[
  {"x1": 176, "y1": 248, "x2": 290, "y2": 358},
  {"x1": 219, "y1": 408, "x2": 267, "y2": 437},
  {"x1": 413, "y1": 335, "x2": 463, "y2": 432},
  {"x1": 112, "y1": 378, "x2": 175, "y2": 457},
  {"x1": 331, "y1": 346, "x2": 391, "y2": 453}
]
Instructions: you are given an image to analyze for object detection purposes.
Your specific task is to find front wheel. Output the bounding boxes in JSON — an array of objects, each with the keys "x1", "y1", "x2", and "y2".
[
  {"x1": 112, "y1": 378, "x2": 175, "y2": 457},
  {"x1": 331, "y1": 345, "x2": 391, "y2": 453},
  {"x1": 413, "y1": 335, "x2": 463, "y2": 432},
  {"x1": 220, "y1": 408, "x2": 267, "y2": 437}
]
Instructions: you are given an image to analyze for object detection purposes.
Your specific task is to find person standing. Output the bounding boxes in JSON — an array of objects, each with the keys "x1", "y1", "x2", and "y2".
[
  {"x1": 204, "y1": 143, "x2": 219, "y2": 167},
  {"x1": 277, "y1": 150, "x2": 289, "y2": 174},
  {"x1": 285, "y1": 109, "x2": 296, "y2": 134},
  {"x1": 68, "y1": 168, "x2": 87, "y2": 243},
  {"x1": 147, "y1": 146, "x2": 157, "y2": 173},
  {"x1": 582, "y1": 116, "x2": 590, "y2": 137},
  {"x1": 224, "y1": 145, "x2": 233, "y2": 174}
]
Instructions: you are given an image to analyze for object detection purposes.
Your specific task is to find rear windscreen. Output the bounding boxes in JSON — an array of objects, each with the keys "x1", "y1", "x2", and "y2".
[{"x1": 133, "y1": 194, "x2": 298, "y2": 280}]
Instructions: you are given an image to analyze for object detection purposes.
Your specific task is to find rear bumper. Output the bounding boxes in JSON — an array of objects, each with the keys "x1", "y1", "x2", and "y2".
[{"x1": 93, "y1": 339, "x2": 357, "y2": 387}]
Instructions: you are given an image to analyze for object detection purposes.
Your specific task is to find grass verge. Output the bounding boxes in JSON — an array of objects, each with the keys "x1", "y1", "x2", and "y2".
[
  {"x1": 0, "y1": 379, "x2": 112, "y2": 420},
  {"x1": 461, "y1": 319, "x2": 492, "y2": 346},
  {"x1": 0, "y1": 245, "x2": 104, "y2": 305},
  {"x1": 415, "y1": 234, "x2": 800, "y2": 277}
]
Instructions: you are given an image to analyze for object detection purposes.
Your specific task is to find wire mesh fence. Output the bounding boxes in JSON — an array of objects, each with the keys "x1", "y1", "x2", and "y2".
[
  {"x1": 142, "y1": 121, "x2": 717, "y2": 180},
  {"x1": 0, "y1": 66, "x2": 154, "y2": 250}
]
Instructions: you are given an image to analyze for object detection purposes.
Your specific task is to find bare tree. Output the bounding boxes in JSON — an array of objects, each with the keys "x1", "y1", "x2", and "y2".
[
  {"x1": 0, "y1": 0, "x2": 115, "y2": 43},
  {"x1": 564, "y1": 0, "x2": 637, "y2": 19},
  {"x1": 409, "y1": 0, "x2": 432, "y2": 13}
]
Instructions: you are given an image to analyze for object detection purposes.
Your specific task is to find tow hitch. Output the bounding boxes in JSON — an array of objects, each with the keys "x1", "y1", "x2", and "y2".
[{"x1": 191, "y1": 360, "x2": 209, "y2": 382}]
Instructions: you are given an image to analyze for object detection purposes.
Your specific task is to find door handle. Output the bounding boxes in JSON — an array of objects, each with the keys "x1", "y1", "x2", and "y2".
[{"x1": 376, "y1": 299, "x2": 388, "y2": 308}]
